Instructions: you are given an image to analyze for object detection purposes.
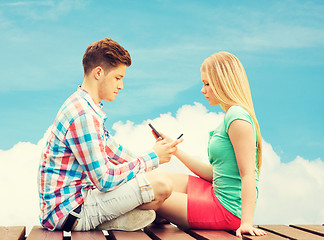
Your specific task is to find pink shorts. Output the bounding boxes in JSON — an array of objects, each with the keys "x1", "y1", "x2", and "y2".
[{"x1": 187, "y1": 175, "x2": 241, "y2": 230}]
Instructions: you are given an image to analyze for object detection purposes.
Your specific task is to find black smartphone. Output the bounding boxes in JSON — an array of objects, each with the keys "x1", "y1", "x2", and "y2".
[
  {"x1": 177, "y1": 133, "x2": 183, "y2": 139},
  {"x1": 148, "y1": 123, "x2": 163, "y2": 139}
]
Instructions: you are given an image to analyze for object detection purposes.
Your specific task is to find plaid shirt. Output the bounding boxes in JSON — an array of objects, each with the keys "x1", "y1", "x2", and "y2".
[{"x1": 38, "y1": 87, "x2": 159, "y2": 231}]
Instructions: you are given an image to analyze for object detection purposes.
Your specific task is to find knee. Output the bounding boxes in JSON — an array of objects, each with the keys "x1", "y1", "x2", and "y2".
[
  {"x1": 146, "y1": 170, "x2": 173, "y2": 201},
  {"x1": 155, "y1": 176, "x2": 173, "y2": 201}
]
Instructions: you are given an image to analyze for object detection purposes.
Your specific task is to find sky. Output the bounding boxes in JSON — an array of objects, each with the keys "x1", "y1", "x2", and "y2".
[
  {"x1": 0, "y1": 0, "x2": 323, "y2": 163},
  {"x1": 0, "y1": 0, "x2": 323, "y2": 231}
]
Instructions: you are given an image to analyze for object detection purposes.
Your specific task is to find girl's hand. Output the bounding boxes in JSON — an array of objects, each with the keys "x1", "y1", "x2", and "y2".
[{"x1": 236, "y1": 223, "x2": 267, "y2": 238}]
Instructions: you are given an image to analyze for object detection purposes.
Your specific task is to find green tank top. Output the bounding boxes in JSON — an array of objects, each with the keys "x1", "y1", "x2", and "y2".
[{"x1": 208, "y1": 105, "x2": 259, "y2": 219}]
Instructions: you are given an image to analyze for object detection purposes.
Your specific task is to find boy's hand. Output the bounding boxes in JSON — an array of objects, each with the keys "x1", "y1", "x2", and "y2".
[{"x1": 153, "y1": 137, "x2": 183, "y2": 164}]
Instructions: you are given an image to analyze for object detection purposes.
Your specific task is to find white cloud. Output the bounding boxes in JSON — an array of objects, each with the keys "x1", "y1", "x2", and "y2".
[
  {"x1": 0, "y1": 129, "x2": 50, "y2": 233},
  {"x1": 113, "y1": 103, "x2": 324, "y2": 225},
  {"x1": 0, "y1": 103, "x2": 323, "y2": 234},
  {"x1": 255, "y1": 142, "x2": 324, "y2": 224}
]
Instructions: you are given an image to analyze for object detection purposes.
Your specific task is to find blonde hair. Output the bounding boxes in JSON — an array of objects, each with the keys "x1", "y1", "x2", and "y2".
[{"x1": 201, "y1": 51, "x2": 262, "y2": 173}]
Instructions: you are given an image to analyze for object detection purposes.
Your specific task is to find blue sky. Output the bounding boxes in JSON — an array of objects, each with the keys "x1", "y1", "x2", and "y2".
[{"x1": 0, "y1": 0, "x2": 323, "y2": 163}]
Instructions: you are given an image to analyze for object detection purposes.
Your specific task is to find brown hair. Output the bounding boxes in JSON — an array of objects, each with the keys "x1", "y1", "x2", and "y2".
[{"x1": 82, "y1": 38, "x2": 131, "y2": 75}]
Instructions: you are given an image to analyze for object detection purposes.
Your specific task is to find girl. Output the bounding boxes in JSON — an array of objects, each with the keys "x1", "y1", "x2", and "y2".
[{"x1": 156, "y1": 52, "x2": 266, "y2": 237}]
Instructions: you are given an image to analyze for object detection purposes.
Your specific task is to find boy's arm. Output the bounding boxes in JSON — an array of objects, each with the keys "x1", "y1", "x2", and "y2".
[
  {"x1": 65, "y1": 114, "x2": 159, "y2": 192},
  {"x1": 105, "y1": 133, "x2": 138, "y2": 164}
]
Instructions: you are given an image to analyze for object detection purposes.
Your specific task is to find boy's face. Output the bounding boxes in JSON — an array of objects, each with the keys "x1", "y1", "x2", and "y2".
[{"x1": 98, "y1": 64, "x2": 127, "y2": 102}]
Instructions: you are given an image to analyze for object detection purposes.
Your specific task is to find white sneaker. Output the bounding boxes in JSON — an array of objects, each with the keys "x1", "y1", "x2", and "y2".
[{"x1": 96, "y1": 209, "x2": 156, "y2": 231}]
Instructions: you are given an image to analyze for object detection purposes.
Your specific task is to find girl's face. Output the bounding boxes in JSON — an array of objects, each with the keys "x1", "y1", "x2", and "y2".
[{"x1": 200, "y1": 72, "x2": 219, "y2": 105}]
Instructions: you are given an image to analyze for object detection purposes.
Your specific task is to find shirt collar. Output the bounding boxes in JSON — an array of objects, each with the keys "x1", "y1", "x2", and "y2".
[{"x1": 77, "y1": 86, "x2": 107, "y2": 122}]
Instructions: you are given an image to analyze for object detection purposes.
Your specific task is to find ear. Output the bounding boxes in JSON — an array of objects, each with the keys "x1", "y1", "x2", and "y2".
[{"x1": 93, "y1": 66, "x2": 103, "y2": 80}]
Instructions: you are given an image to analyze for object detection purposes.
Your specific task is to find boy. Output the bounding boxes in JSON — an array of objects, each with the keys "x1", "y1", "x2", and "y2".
[{"x1": 38, "y1": 38, "x2": 181, "y2": 231}]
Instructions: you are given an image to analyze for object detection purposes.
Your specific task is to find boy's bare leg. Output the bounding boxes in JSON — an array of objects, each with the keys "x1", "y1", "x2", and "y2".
[{"x1": 138, "y1": 170, "x2": 173, "y2": 210}]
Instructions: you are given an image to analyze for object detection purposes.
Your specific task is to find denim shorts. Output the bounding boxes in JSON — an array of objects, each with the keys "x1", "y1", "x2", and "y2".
[{"x1": 57, "y1": 173, "x2": 154, "y2": 231}]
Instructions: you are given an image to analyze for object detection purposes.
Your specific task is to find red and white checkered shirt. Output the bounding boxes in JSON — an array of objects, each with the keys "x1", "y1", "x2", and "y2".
[{"x1": 38, "y1": 87, "x2": 159, "y2": 230}]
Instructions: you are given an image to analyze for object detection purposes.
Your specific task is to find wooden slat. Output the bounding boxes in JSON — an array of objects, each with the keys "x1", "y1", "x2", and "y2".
[
  {"x1": 290, "y1": 225, "x2": 324, "y2": 237},
  {"x1": 71, "y1": 230, "x2": 106, "y2": 240},
  {"x1": 258, "y1": 225, "x2": 323, "y2": 240},
  {"x1": 0, "y1": 226, "x2": 25, "y2": 240},
  {"x1": 26, "y1": 226, "x2": 63, "y2": 240},
  {"x1": 186, "y1": 229, "x2": 240, "y2": 240},
  {"x1": 109, "y1": 230, "x2": 152, "y2": 240},
  {"x1": 12, "y1": 224, "x2": 324, "y2": 239},
  {"x1": 145, "y1": 224, "x2": 195, "y2": 240}
]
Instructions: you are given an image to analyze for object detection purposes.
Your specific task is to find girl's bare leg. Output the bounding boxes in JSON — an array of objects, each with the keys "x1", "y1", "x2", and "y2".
[
  {"x1": 166, "y1": 172, "x2": 189, "y2": 193},
  {"x1": 156, "y1": 191, "x2": 189, "y2": 228},
  {"x1": 156, "y1": 172, "x2": 190, "y2": 228}
]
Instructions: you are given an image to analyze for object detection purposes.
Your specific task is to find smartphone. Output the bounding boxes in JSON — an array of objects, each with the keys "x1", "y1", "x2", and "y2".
[
  {"x1": 177, "y1": 133, "x2": 183, "y2": 139},
  {"x1": 148, "y1": 123, "x2": 163, "y2": 139},
  {"x1": 149, "y1": 123, "x2": 183, "y2": 140}
]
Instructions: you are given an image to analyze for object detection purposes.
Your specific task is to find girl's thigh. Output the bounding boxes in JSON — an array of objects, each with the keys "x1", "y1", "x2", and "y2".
[{"x1": 166, "y1": 172, "x2": 189, "y2": 193}]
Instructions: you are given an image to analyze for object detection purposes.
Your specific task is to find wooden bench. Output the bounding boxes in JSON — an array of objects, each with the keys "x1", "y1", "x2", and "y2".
[{"x1": 1, "y1": 224, "x2": 323, "y2": 239}]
